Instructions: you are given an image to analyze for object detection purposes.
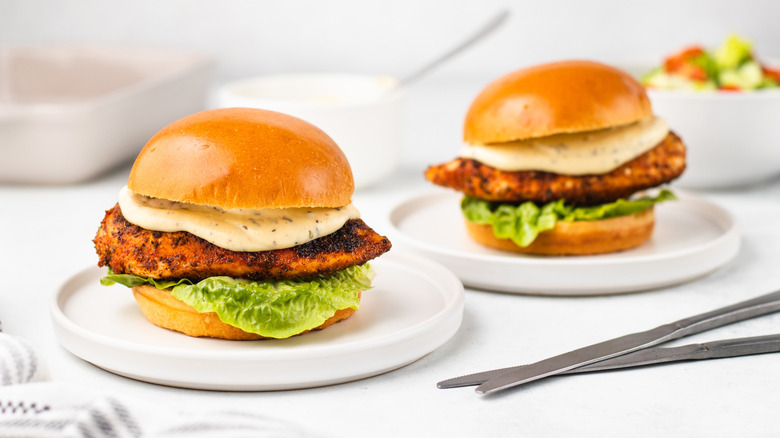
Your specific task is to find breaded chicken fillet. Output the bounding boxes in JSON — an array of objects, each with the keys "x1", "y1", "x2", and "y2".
[
  {"x1": 95, "y1": 205, "x2": 391, "y2": 282},
  {"x1": 425, "y1": 132, "x2": 686, "y2": 206}
]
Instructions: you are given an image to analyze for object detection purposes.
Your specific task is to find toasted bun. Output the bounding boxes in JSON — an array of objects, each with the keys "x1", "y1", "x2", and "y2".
[
  {"x1": 464, "y1": 60, "x2": 652, "y2": 144},
  {"x1": 128, "y1": 107, "x2": 354, "y2": 209},
  {"x1": 132, "y1": 285, "x2": 357, "y2": 340},
  {"x1": 464, "y1": 208, "x2": 655, "y2": 255}
]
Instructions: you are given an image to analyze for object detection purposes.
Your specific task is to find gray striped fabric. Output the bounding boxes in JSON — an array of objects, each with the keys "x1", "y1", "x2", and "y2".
[
  {"x1": 0, "y1": 333, "x2": 320, "y2": 438},
  {"x1": 0, "y1": 333, "x2": 49, "y2": 385}
]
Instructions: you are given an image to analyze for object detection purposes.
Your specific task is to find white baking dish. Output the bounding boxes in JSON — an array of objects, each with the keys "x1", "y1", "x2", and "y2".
[{"x1": 0, "y1": 45, "x2": 214, "y2": 184}]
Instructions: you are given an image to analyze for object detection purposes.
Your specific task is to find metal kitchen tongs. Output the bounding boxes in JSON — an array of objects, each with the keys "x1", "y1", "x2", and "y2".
[{"x1": 438, "y1": 289, "x2": 780, "y2": 394}]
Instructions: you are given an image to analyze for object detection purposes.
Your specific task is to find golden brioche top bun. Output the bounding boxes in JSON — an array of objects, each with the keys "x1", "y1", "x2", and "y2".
[
  {"x1": 463, "y1": 60, "x2": 652, "y2": 144},
  {"x1": 128, "y1": 107, "x2": 354, "y2": 209}
]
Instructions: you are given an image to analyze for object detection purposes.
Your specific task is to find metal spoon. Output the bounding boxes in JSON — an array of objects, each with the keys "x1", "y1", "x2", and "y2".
[{"x1": 396, "y1": 9, "x2": 510, "y2": 88}]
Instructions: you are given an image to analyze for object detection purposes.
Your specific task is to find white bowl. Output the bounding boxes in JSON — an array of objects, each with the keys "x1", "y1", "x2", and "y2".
[
  {"x1": 216, "y1": 73, "x2": 405, "y2": 190},
  {"x1": 0, "y1": 45, "x2": 214, "y2": 184},
  {"x1": 647, "y1": 88, "x2": 780, "y2": 189}
]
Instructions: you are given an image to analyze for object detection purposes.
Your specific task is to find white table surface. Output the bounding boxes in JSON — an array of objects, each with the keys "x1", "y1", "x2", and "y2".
[{"x1": 3, "y1": 79, "x2": 780, "y2": 437}]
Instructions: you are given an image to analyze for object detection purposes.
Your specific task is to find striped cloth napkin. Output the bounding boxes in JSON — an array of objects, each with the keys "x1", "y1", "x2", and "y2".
[
  {"x1": 0, "y1": 328, "x2": 49, "y2": 386},
  {"x1": 0, "y1": 331, "x2": 320, "y2": 438}
]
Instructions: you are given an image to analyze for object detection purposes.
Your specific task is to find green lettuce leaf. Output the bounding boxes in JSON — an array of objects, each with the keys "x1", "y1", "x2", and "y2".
[
  {"x1": 461, "y1": 190, "x2": 677, "y2": 248},
  {"x1": 101, "y1": 265, "x2": 374, "y2": 339},
  {"x1": 714, "y1": 34, "x2": 753, "y2": 71},
  {"x1": 719, "y1": 60, "x2": 766, "y2": 90},
  {"x1": 689, "y1": 52, "x2": 720, "y2": 83}
]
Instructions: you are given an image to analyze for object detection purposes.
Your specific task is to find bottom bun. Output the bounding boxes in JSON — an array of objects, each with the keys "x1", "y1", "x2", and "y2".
[
  {"x1": 464, "y1": 208, "x2": 655, "y2": 256},
  {"x1": 132, "y1": 284, "x2": 358, "y2": 340}
]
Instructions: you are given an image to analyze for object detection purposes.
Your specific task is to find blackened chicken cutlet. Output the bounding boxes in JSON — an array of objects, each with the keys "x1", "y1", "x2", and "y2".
[
  {"x1": 94, "y1": 204, "x2": 391, "y2": 282},
  {"x1": 425, "y1": 132, "x2": 686, "y2": 206}
]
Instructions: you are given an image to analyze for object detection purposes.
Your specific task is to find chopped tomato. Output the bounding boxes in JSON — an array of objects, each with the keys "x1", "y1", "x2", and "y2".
[
  {"x1": 762, "y1": 65, "x2": 780, "y2": 83},
  {"x1": 664, "y1": 46, "x2": 705, "y2": 73},
  {"x1": 677, "y1": 64, "x2": 708, "y2": 81}
]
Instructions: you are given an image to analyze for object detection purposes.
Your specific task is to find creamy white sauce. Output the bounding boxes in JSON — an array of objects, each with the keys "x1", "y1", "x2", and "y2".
[
  {"x1": 459, "y1": 116, "x2": 669, "y2": 175},
  {"x1": 117, "y1": 186, "x2": 360, "y2": 252}
]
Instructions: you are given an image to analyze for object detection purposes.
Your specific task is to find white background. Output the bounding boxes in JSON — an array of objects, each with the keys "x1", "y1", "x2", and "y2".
[
  {"x1": 3, "y1": 0, "x2": 780, "y2": 166},
  {"x1": 3, "y1": 0, "x2": 779, "y2": 81}
]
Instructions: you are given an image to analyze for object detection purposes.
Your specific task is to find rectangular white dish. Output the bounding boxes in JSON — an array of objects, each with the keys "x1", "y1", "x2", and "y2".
[{"x1": 0, "y1": 45, "x2": 214, "y2": 184}]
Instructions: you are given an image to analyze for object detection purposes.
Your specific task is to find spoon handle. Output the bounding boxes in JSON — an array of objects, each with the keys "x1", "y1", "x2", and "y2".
[{"x1": 398, "y1": 9, "x2": 510, "y2": 88}]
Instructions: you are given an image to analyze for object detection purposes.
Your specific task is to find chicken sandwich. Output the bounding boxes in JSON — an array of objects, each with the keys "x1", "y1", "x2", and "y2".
[
  {"x1": 425, "y1": 60, "x2": 686, "y2": 255},
  {"x1": 94, "y1": 108, "x2": 391, "y2": 339}
]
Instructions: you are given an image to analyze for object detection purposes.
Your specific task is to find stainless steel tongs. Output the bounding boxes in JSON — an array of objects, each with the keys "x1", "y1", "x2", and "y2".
[{"x1": 438, "y1": 289, "x2": 780, "y2": 394}]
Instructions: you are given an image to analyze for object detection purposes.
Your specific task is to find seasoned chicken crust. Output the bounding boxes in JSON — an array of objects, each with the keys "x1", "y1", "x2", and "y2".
[
  {"x1": 94, "y1": 205, "x2": 391, "y2": 281},
  {"x1": 424, "y1": 132, "x2": 686, "y2": 206}
]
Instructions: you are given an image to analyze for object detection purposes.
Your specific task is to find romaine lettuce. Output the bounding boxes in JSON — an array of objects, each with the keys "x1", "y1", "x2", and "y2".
[
  {"x1": 461, "y1": 190, "x2": 676, "y2": 247},
  {"x1": 101, "y1": 264, "x2": 374, "y2": 339}
]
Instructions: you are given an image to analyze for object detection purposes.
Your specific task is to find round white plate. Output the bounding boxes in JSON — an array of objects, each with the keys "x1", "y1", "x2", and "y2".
[
  {"x1": 51, "y1": 252, "x2": 464, "y2": 391},
  {"x1": 388, "y1": 191, "x2": 740, "y2": 295}
]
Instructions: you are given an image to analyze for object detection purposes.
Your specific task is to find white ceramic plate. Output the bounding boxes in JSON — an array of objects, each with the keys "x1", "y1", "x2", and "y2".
[
  {"x1": 388, "y1": 190, "x2": 740, "y2": 295},
  {"x1": 50, "y1": 252, "x2": 464, "y2": 391}
]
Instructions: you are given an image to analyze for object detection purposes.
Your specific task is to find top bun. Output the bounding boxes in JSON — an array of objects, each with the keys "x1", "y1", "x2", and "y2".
[
  {"x1": 463, "y1": 60, "x2": 652, "y2": 144},
  {"x1": 128, "y1": 107, "x2": 354, "y2": 209}
]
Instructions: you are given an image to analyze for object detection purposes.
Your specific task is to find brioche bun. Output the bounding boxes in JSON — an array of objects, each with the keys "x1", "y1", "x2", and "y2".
[
  {"x1": 132, "y1": 285, "x2": 358, "y2": 340},
  {"x1": 463, "y1": 60, "x2": 652, "y2": 144},
  {"x1": 464, "y1": 208, "x2": 655, "y2": 256},
  {"x1": 128, "y1": 107, "x2": 354, "y2": 209}
]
